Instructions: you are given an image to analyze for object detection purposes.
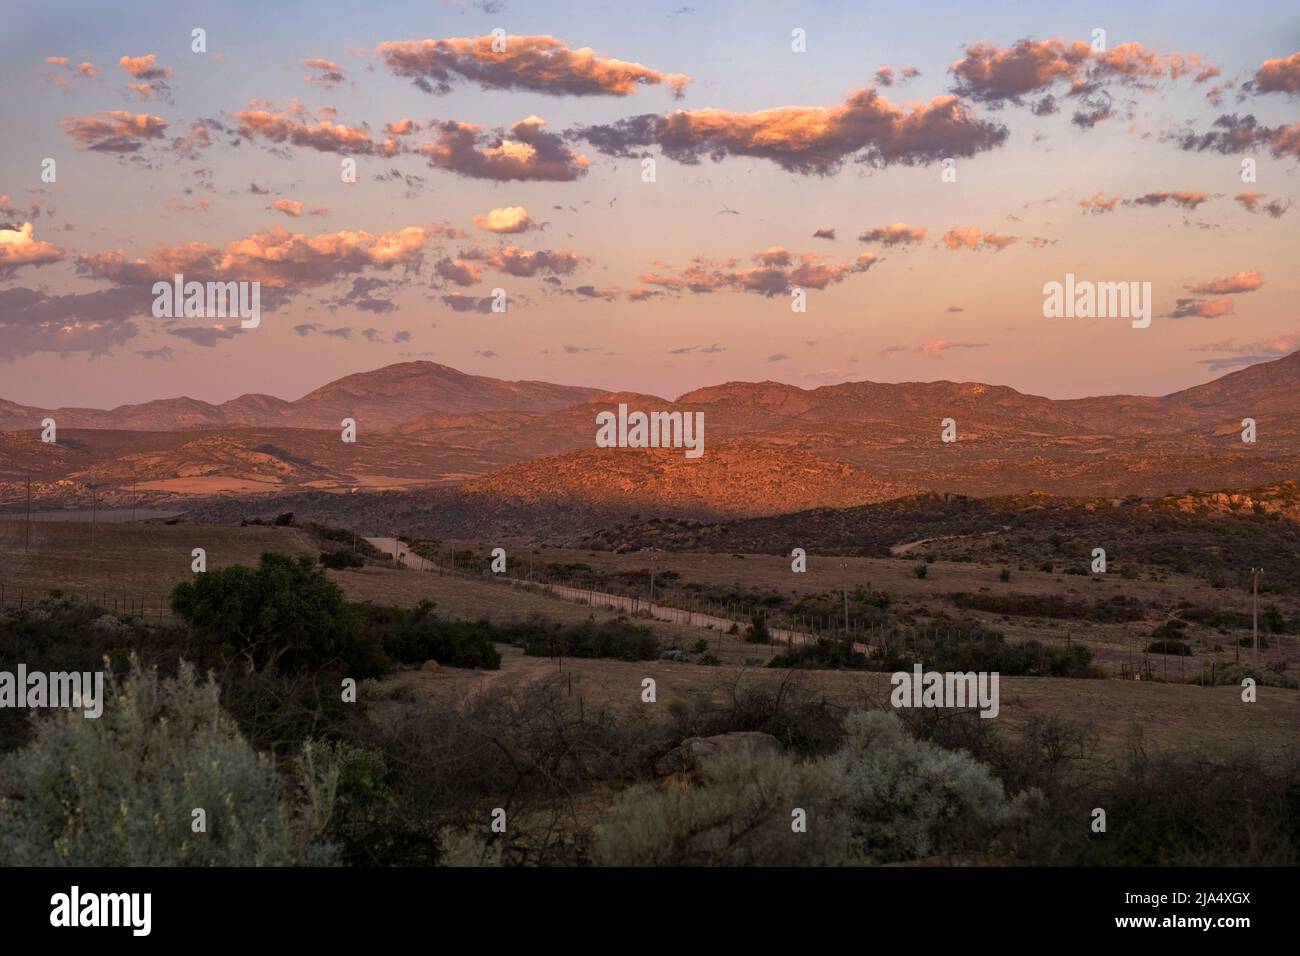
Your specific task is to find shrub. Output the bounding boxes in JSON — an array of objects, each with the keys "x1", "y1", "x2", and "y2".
[
  {"x1": 0, "y1": 659, "x2": 339, "y2": 866},
  {"x1": 667, "y1": 673, "x2": 847, "y2": 757},
  {"x1": 769, "y1": 638, "x2": 869, "y2": 671},
  {"x1": 999, "y1": 568, "x2": 1011, "y2": 583},
  {"x1": 320, "y1": 549, "x2": 364, "y2": 570},
  {"x1": 696, "y1": 652, "x2": 721, "y2": 666},
  {"x1": 744, "y1": 612, "x2": 771, "y2": 644},
  {"x1": 349, "y1": 675, "x2": 670, "y2": 865},
  {"x1": 870, "y1": 630, "x2": 1102, "y2": 679},
  {"x1": 826, "y1": 711, "x2": 1024, "y2": 863},
  {"x1": 913, "y1": 564, "x2": 928, "y2": 579},
  {"x1": 1150, "y1": 619, "x2": 1188, "y2": 641},
  {"x1": 514, "y1": 616, "x2": 658, "y2": 662},
  {"x1": 1145, "y1": 639, "x2": 1192, "y2": 656},
  {"x1": 1035, "y1": 745, "x2": 1300, "y2": 866},
  {"x1": 594, "y1": 750, "x2": 848, "y2": 866},
  {"x1": 364, "y1": 603, "x2": 501, "y2": 670},
  {"x1": 170, "y1": 553, "x2": 385, "y2": 678},
  {"x1": 949, "y1": 591, "x2": 1143, "y2": 623}
]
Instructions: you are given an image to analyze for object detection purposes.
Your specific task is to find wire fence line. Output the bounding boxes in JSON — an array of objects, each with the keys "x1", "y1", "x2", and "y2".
[
  {"x1": 0, "y1": 583, "x2": 180, "y2": 624},
  {"x1": 4, "y1": 541, "x2": 1289, "y2": 687},
  {"x1": 386, "y1": 547, "x2": 1297, "y2": 684}
]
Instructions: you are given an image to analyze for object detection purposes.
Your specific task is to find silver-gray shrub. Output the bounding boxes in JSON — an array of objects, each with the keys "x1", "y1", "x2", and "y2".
[
  {"x1": 0, "y1": 658, "x2": 340, "y2": 866},
  {"x1": 826, "y1": 710, "x2": 1025, "y2": 863},
  {"x1": 594, "y1": 750, "x2": 849, "y2": 866}
]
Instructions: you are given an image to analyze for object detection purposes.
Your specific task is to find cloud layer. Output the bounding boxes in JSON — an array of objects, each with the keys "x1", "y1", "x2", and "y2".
[
  {"x1": 576, "y1": 87, "x2": 1008, "y2": 174},
  {"x1": 377, "y1": 35, "x2": 689, "y2": 97}
]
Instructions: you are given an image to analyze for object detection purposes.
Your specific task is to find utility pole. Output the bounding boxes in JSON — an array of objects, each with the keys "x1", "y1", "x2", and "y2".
[
  {"x1": 1251, "y1": 567, "x2": 1263, "y2": 665},
  {"x1": 25, "y1": 476, "x2": 31, "y2": 552},
  {"x1": 90, "y1": 484, "x2": 98, "y2": 548},
  {"x1": 840, "y1": 560, "x2": 849, "y2": 639}
]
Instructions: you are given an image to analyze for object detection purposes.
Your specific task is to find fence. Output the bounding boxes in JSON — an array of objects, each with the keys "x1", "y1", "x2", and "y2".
[{"x1": 0, "y1": 584, "x2": 180, "y2": 625}]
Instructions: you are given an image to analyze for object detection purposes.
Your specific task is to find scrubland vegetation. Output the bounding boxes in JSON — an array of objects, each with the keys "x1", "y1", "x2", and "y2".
[{"x1": 1, "y1": 552, "x2": 1296, "y2": 867}]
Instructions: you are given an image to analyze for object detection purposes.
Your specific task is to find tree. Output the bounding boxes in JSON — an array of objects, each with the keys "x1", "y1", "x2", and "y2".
[{"x1": 170, "y1": 553, "x2": 384, "y2": 676}]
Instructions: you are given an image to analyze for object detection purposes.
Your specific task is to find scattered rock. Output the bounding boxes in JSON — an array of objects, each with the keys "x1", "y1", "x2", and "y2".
[{"x1": 654, "y1": 731, "x2": 784, "y2": 776}]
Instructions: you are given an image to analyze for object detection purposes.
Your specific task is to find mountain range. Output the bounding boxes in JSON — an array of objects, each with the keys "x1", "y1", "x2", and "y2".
[{"x1": 2, "y1": 352, "x2": 1297, "y2": 517}]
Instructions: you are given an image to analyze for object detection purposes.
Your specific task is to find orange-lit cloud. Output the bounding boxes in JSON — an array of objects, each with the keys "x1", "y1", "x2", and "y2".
[
  {"x1": 78, "y1": 225, "x2": 429, "y2": 289},
  {"x1": 0, "y1": 222, "x2": 65, "y2": 272},
  {"x1": 236, "y1": 101, "x2": 398, "y2": 155},
  {"x1": 474, "y1": 206, "x2": 535, "y2": 233},
  {"x1": 941, "y1": 227, "x2": 1018, "y2": 251},
  {"x1": 61, "y1": 110, "x2": 168, "y2": 151},
  {"x1": 465, "y1": 244, "x2": 582, "y2": 277},
  {"x1": 377, "y1": 35, "x2": 690, "y2": 97},
  {"x1": 270, "y1": 199, "x2": 329, "y2": 218},
  {"x1": 119, "y1": 54, "x2": 170, "y2": 80},
  {"x1": 1167, "y1": 296, "x2": 1234, "y2": 318},
  {"x1": 577, "y1": 87, "x2": 1008, "y2": 174},
  {"x1": 1233, "y1": 192, "x2": 1290, "y2": 217},
  {"x1": 1077, "y1": 192, "x2": 1120, "y2": 213},
  {"x1": 435, "y1": 257, "x2": 482, "y2": 286},
  {"x1": 119, "y1": 53, "x2": 172, "y2": 101},
  {"x1": 1248, "y1": 51, "x2": 1300, "y2": 95},
  {"x1": 636, "y1": 247, "x2": 875, "y2": 297},
  {"x1": 917, "y1": 338, "x2": 990, "y2": 356},
  {"x1": 1187, "y1": 271, "x2": 1264, "y2": 295},
  {"x1": 43, "y1": 56, "x2": 98, "y2": 89},
  {"x1": 950, "y1": 37, "x2": 1217, "y2": 108},
  {"x1": 858, "y1": 222, "x2": 926, "y2": 245},
  {"x1": 418, "y1": 115, "x2": 589, "y2": 181},
  {"x1": 302, "y1": 58, "x2": 345, "y2": 87}
]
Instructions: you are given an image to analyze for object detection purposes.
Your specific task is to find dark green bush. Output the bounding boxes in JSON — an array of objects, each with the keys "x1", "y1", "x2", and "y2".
[
  {"x1": 369, "y1": 607, "x2": 502, "y2": 670},
  {"x1": 320, "y1": 549, "x2": 364, "y2": 569},
  {"x1": 870, "y1": 630, "x2": 1102, "y2": 679},
  {"x1": 514, "y1": 616, "x2": 659, "y2": 661},
  {"x1": 769, "y1": 638, "x2": 869, "y2": 671},
  {"x1": 1145, "y1": 639, "x2": 1192, "y2": 656},
  {"x1": 949, "y1": 591, "x2": 1143, "y2": 623},
  {"x1": 745, "y1": 612, "x2": 771, "y2": 644},
  {"x1": 170, "y1": 553, "x2": 386, "y2": 678}
]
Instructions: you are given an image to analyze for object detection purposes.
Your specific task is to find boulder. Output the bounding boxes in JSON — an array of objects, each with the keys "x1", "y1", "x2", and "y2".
[
  {"x1": 420, "y1": 660, "x2": 441, "y2": 672},
  {"x1": 654, "y1": 731, "x2": 783, "y2": 776}
]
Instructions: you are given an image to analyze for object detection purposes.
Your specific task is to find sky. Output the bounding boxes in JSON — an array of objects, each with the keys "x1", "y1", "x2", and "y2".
[{"x1": 1, "y1": 0, "x2": 1298, "y2": 410}]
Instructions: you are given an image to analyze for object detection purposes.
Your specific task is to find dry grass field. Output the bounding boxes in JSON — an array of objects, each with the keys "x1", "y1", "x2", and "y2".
[
  {"x1": 433, "y1": 538, "x2": 1300, "y2": 676},
  {"x1": 375, "y1": 644, "x2": 1300, "y2": 766},
  {"x1": 0, "y1": 519, "x2": 315, "y2": 616},
  {"x1": 2, "y1": 520, "x2": 1295, "y2": 770}
]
